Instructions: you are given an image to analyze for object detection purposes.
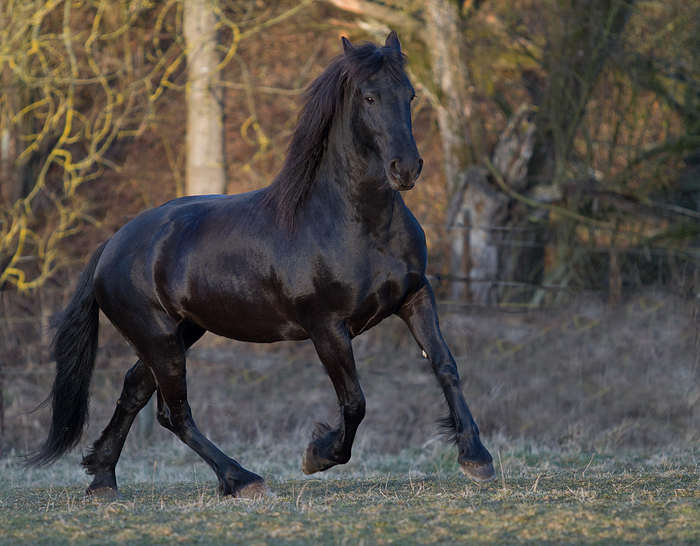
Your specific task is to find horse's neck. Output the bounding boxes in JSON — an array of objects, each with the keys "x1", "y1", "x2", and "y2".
[{"x1": 318, "y1": 122, "x2": 396, "y2": 230}]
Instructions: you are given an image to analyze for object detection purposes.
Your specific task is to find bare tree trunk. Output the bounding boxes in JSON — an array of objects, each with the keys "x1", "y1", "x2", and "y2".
[
  {"x1": 319, "y1": 0, "x2": 539, "y2": 304},
  {"x1": 1, "y1": 82, "x2": 41, "y2": 203},
  {"x1": 0, "y1": 4, "x2": 27, "y2": 204},
  {"x1": 424, "y1": 0, "x2": 482, "y2": 302},
  {"x1": 324, "y1": 0, "x2": 422, "y2": 35},
  {"x1": 424, "y1": 0, "x2": 476, "y2": 197},
  {"x1": 0, "y1": 103, "x2": 18, "y2": 202},
  {"x1": 447, "y1": 167, "x2": 509, "y2": 304},
  {"x1": 183, "y1": 0, "x2": 226, "y2": 196}
]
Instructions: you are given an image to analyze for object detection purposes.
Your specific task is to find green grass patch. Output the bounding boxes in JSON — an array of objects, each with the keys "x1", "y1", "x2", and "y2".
[
  {"x1": 2, "y1": 470, "x2": 700, "y2": 545},
  {"x1": 2, "y1": 442, "x2": 700, "y2": 545}
]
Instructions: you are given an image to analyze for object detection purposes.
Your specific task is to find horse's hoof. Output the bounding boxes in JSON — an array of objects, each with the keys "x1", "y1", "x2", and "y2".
[
  {"x1": 302, "y1": 443, "x2": 337, "y2": 475},
  {"x1": 460, "y1": 461, "x2": 496, "y2": 483},
  {"x1": 235, "y1": 481, "x2": 275, "y2": 500},
  {"x1": 86, "y1": 486, "x2": 122, "y2": 500},
  {"x1": 302, "y1": 444, "x2": 320, "y2": 474}
]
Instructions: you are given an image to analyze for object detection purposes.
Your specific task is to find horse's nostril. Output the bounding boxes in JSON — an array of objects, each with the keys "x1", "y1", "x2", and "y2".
[
  {"x1": 416, "y1": 158, "x2": 424, "y2": 179},
  {"x1": 389, "y1": 159, "x2": 401, "y2": 177}
]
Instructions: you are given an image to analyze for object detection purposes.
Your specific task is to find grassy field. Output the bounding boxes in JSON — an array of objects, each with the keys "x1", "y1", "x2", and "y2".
[
  {"x1": 2, "y1": 295, "x2": 699, "y2": 543},
  {"x1": 2, "y1": 441, "x2": 700, "y2": 545}
]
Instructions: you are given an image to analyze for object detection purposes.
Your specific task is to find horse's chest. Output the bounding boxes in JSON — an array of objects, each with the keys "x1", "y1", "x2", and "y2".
[{"x1": 345, "y1": 253, "x2": 418, "y2": 336}]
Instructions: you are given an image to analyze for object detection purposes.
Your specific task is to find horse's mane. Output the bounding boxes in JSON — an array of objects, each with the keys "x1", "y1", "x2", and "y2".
[{"x1": 262, "y1": 40, "x2": 408, "y2": 232}]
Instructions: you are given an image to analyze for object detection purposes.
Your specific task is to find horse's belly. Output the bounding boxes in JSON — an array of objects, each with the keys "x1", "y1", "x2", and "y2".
[
  {"x1": 184, "y1": 297, "x2": 308, "y2": 343},
  {"x1": 208, "y1": 317, "x2": 308, "y2": 344}
]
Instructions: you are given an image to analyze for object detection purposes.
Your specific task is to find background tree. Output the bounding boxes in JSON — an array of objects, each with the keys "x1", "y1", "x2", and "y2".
[
  {"x1": 183, "y1": 0, "x2": 226, "y2": 196},
  {"x1": 0, "y1": 0, "x2": 186, "y2": 290},
  {"x1": 1, "y1": 0, "x2": 698, "y2": 298},
  {"x1": 0, "y1": 0, "x2": 312, "y2": 290},
  {"x1": 324, "y1": 0, "x2": 700, "y2": 303}
]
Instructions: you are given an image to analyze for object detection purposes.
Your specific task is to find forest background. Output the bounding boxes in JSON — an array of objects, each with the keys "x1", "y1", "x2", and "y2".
[{"x1": 0, "y1": 0, "x2": 699, "y2": 470}]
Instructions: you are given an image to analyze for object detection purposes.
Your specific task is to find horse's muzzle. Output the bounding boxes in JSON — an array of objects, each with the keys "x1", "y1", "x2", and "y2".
[{"x1": 387, "y1": 156, "x2": 423, "y2": 191}]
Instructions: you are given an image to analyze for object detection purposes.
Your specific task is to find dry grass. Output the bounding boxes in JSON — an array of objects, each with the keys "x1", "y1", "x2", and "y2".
[
  {"x1": 3, "y1": 294, "x2": 698, "y2": 466},
  {"x1": 3, "y1": 296, "x2": 700, "y2": 544},
  {"x1": 2, "y1": 441, "x2": 700, "y2": 545}
]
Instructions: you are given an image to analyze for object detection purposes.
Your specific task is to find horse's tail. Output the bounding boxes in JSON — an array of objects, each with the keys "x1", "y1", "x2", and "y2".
[{"x1": 25, "y1": 240, "x2": 109, "y2": 468}]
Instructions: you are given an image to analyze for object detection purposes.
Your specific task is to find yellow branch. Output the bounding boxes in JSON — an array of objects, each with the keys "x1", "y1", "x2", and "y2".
[
  {"x1": 1, "y1": 0, "x2": 318, "y2": 291},
  {"x1": 484, "y1": 156, "x2": 614, "y2": 229},
  {"x1": 238, "y1": 0, "x2": 316, "y2": 41}
]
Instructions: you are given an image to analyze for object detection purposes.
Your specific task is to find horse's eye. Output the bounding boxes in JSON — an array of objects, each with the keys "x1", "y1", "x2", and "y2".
[{"x1": 364, "y1": 96, "x2": 375, "y2": 104}]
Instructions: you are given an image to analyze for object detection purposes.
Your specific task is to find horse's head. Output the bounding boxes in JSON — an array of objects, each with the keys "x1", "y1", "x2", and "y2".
[{"x1": 343, "y1": 32, "x2": 423, "y2": 191}]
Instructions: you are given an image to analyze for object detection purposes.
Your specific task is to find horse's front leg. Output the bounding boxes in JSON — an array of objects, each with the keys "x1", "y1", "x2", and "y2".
[
  {"x1": 398, "y1": 280, "x2": 495, "y2": 483},
  {"x1": 302, "y1": 325, "x2": 365, "y2": 474}
]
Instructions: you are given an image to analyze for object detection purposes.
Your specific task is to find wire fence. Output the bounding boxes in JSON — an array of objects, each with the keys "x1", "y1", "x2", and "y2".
[
  {"x1": 1, "y1": 225, "x2": 698, "y2": 323},
  {"x1": 2, "y1": 216, "x2": 698, "y2": 451},
  {"x1": 1, "y1": 250, "x2": 698, "y2": 448},
  {"x1": 1, "y1": 226, "x2": 698, "y2": 373}
]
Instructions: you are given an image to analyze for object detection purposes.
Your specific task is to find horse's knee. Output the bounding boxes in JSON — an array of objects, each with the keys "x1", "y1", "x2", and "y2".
[
  {"x1": 156, "y1": 408, "x2": 168, "y2": 429},
  {"x1": 121, "y1": 362, "x2": 156, "y2": 408},
  {"x1": 123, "y1": 362, "x2": 145, "y2": 386},
  {"x1": 432, "y1": 361, "x2": 461, "y2": 391},
  {"x1": 124, "y1": 360, "x2": 156, "y2": 388}
]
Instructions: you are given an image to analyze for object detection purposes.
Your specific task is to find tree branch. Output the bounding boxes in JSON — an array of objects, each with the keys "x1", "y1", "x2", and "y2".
[
  {"x1": 323, "y1": 0, "x2": 424, "y2": 38},
  {"x1": 484, "y1": 156, "x2": 614, "y2": 229}
]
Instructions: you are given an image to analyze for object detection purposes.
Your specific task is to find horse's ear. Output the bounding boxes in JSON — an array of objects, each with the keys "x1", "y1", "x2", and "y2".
[
  {"x1": 342, "y1": 36, "x2": 356, "y2": 56},
  {"x1": 385, "y1": 31, "x2": 401, "y2": 52}
]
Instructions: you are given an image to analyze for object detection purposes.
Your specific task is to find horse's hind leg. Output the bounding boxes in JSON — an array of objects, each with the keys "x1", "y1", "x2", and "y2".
[
  {"x1": 82, "y1": 324, "x2": 205, "y2": 498},
  {"x1": 141, "y1": 328, "x2": 271, "y2": 499},
  {"x1": 83, "y1": 360, "x2": 156, "y2": 498},
  {"x1": 302, "y1": 326, "x2": 365, "y2": 474}
]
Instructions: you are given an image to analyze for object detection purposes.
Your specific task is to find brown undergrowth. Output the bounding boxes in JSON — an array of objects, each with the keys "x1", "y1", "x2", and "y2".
[
  {"x1": 2, "y1": 292, "x2": 698, "y2": 543},
  {"x1": 3, "y1": 293, "x2": 698, "y2": 466}
]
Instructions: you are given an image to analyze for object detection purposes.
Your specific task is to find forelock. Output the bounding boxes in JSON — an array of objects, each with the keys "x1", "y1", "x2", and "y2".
[{"x1": 342, "y1": 42, "x2": 409, "y2": 88}]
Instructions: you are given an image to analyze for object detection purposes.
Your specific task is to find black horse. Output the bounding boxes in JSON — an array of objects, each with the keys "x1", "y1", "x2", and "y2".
[{"x1": 27, "y1": 32, "x2": 494, "y2": 498}]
